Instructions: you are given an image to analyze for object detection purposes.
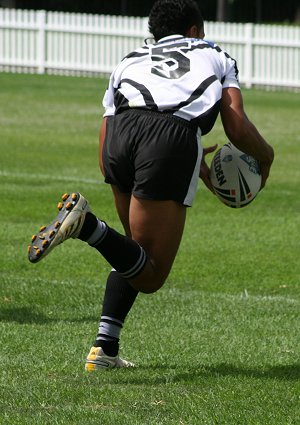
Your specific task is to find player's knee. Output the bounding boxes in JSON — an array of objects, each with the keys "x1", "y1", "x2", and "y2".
[
  {"x1": 131, "y1": 275, "x2": 166, "y2": 294},
  {"x1": 128, "y1": 259, "x2": 170, "y2": 293},
  {"x1": 140, "y1": 281, "x2": 164, "y2": 294}
]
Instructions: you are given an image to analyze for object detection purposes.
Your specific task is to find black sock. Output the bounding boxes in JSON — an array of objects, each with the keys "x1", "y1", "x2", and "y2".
[
  {"x1": 89, "y1": 226, "x2": 147, "y2": 280},
  {"x1": 79, "y1": 213, "x2": 147, "y2": 280},
  {"x1": 95, "y1": 227, "x2": 147, "y2": 279},
  {"x1": 78, "y1": 212, "x2": 98, "y2": 241},
  {"x1": 94, "y1": 271, "x2": 139, "y2": 356}
]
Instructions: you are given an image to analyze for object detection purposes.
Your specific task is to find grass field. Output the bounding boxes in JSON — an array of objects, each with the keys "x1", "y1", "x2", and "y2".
[{"x1": 0, "y1": 72, "x2": 299, "y2": 425}]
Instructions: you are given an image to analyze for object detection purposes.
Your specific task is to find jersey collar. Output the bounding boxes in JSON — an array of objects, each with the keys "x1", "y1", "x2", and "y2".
[{"x1": 156, "y1": 35, "x2": 185, "y2": 44}]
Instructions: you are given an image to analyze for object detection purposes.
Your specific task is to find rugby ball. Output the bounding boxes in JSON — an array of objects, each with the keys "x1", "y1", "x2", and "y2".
[{"x1": 210, "y1": 142, "x2": 261, "y2": 208}]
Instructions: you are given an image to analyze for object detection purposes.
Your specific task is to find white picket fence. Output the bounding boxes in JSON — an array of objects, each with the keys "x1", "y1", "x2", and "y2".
[{"x1": 0, "y1": 8, "x2": 300, "y2": 89}]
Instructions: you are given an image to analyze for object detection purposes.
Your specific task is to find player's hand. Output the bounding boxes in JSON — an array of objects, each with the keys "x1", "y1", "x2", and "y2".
[
  {"x1": 199, "y1": 144, "x2": 218, "y2": 193},
  {"x1": 259, "y1": 159, "x2": 273, "y2": 190}
]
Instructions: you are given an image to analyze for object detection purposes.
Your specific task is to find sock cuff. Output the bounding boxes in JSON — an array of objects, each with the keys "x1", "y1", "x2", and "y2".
[
  {"x1": 119, "y1": 246, "x2": 147, "y2": 280},
  {"x1": 96, "y1": 315, "x2": 124, "y2": 342},
  {"x1": 86, "y1": 219, "x2": 108, "y2": 245},
  {"x1": 101, "y1": 315, "x2": 124, "y2": 327}
]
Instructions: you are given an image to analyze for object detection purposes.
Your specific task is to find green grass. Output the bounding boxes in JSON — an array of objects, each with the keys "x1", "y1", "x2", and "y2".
[{"x1": 0, "y1": 73, "x2": 299, "y2": 425}]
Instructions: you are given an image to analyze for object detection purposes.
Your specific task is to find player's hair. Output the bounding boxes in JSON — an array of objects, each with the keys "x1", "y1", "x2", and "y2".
[{"x1": 148, "y1": 0, "x2": 204, "y2": 41}]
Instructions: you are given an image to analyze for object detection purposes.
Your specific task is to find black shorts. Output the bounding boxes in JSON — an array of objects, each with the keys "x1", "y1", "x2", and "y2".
[{"x1": 103, "y1": 109, "x2": 203, "y2": 206}]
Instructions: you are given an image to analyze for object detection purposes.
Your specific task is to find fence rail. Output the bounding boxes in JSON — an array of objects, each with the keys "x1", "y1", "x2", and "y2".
[{"x1": 0, "y1": 8, "x2": 299, "y2": 89}]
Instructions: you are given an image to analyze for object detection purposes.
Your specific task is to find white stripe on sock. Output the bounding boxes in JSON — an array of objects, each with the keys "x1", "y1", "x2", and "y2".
[
  {"x1": 86, "y1": 219, "x2": 107, "y2": 245},
  {"x1": 120, "y1": 247, "x2": 147, "y2": 279}
]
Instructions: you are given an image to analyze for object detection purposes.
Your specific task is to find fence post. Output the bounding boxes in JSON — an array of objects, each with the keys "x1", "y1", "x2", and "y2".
[
  {"x1": 37, "y1": 10, "x2": 46, "y2": 74},
  {"x1": 244, "y1": 23, "x2": 253, "y2": 89}
]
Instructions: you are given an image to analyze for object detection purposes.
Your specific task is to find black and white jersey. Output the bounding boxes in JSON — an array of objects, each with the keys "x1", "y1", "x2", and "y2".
[{"x1": 103, "y1": 35, "x2": 240, "y2": 135}]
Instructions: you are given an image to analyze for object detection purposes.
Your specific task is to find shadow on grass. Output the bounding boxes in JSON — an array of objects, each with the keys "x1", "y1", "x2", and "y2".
[
  {"x1": 121, "y1": 363, "x2": 300, "y2": 383},
  {"x1": 197, "y1": 363, "x2": 300, "y2": 381},
  {"x1": 0, "y1": 306, "x2": 52, "y2": 324},
  {"x1": 0, "y1": 306, "x2": 96, "y2": 324}
]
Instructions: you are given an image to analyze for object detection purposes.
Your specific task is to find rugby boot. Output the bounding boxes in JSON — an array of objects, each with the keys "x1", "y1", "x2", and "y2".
[
  {"x1": 85, "y1": 346, "x2": 135, "y2": 371},
  {"x1": 28, "y1": 192, "x2": 91, "y2": 263}
]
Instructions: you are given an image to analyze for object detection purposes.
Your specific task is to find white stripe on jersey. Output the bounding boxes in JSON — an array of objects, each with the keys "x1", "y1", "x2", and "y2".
[
  {"x1": 103, "y1": 35, "x2": 240, "y2": 135},
  {"x1": 184, "y1": 128, "x2": 203, "y2": 206}
]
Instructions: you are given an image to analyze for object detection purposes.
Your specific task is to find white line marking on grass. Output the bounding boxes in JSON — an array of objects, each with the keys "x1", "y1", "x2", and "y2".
[
  {"x1": 3, "y1": 275, "x2": 299, "y2": 305},
  {"x1": 0, "y1": 170, "x2": 104, "y2": 185},
  {"x1": 167, "y1": 288, "x2": 299, "y2": 305},
  {"x1": 210, "y1": 291, "x2": 299, "y2": 305},
  {"x1": 2, "y1": 274, "x2": 97, "y2": 286}
]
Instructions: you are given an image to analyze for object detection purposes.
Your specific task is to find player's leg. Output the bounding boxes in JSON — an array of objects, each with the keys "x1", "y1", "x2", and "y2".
[
  {"x1": 85, "y1": 186, "x2": 186, "y2": 369},
  {"x1": 86, "y1": 184, "x2": 185, "y2": 337},
  {"x1": 127, "y1": 195, "x2": 186, "y2": 292},
  {"x1": 85, "y1": 190, "x2": 139, "y2": 370},
  {"x1": 85, "y1": 268, "x2": 138, "y2": 370},
  {"x1": 78, "y1": 192, "x2": 186, "y2": 293},
  {"x1": 106, "y1": 185, "x2": 187, "y2": 292},
  {"x1": 111, "y1": 187, "x2": 132, "y2": 237},
  {"x1": 85, "y1": 191, "x2": 186, "y2": 369}
]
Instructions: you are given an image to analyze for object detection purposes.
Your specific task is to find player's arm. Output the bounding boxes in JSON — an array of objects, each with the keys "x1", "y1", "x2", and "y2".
[
  {"x1": 220, "y1": 87, "x2": 274, "y2": 189},
  {"x1": 99, "y1": 117, "x2": 108, "y2": 176},
  {"x1": 199, "y1": 144, "x2": 218, "y2": 193}
]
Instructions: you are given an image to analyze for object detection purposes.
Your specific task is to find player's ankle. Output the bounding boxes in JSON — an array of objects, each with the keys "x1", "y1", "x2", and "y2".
[
  {"x1": 78, "y1": 212, "x2": 98, "y2": 241},
  {"x1": 94, "y1": 339, "x2": 119, "y2": 357}
]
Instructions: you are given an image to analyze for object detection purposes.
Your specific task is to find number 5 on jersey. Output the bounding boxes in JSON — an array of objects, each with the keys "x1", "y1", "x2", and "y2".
[{"x1": 151, "y1": 42, "x2": 190, "y2": 79}]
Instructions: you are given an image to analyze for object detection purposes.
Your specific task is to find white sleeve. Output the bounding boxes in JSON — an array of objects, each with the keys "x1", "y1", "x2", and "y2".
[
  {"x1": 103, "y1": 90, "x2": 115, "y2": 117},
  {"x1": 102, "y1": 56, "x2": 131, "y2": 117},
  {"x1": 102, "y1": 60, "x2": 125, "y2": 117},
  {"x1": 102, "y1": 76, "x2": 116, "y2": 117},
  {"x1": 222, "y1": 52, "x2": 240, "y2": 90}
]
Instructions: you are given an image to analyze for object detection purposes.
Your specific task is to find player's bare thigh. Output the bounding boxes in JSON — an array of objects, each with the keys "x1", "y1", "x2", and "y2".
[
  {"x1": 111, "y1": 185, "x2": 131, "y2": 237},
  {"x1": 111, "y1": 185, "x2": 187, "y2": 293}
]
